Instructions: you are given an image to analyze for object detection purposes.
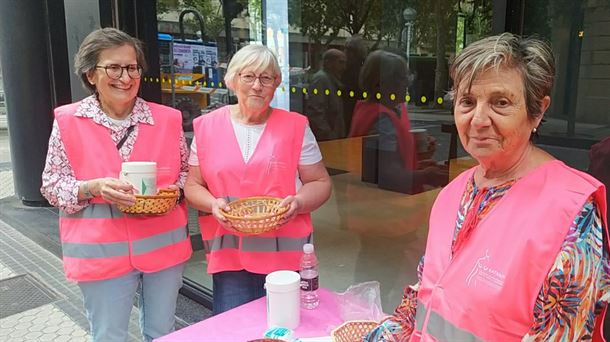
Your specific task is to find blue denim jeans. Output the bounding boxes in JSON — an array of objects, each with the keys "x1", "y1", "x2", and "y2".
[
  {"x1": 78, "y1": 263, "x2": 185, "y2": 342},
  {"x1": 212, "y1": 270, "x2": 267, "y2": 315}
]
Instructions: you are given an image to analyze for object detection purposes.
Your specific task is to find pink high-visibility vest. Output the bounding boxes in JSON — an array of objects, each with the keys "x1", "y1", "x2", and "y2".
[
  {"x1": 55, "y1": 101, "x2": 192, "y2": 282},
  {"x1": 349, "y1": 101, "x2": 417, "y2": 170},
  {"x1": 412, "y1": 160, "x2": 608, "y2": 341},
  {"x1": 193, "y1": 107, "x2": 313, "y2": 274}
]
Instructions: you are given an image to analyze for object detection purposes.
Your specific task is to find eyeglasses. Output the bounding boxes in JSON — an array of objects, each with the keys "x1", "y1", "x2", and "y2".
[
  {"x1": 239, "y1": 73, "x2": 276, "y2": 87},
  {"x1": 95, "y1": 64, "x2": 142, "y2": 80}
]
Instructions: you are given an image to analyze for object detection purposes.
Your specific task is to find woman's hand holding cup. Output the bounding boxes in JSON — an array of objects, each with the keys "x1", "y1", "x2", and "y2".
[{"x1": 91, "y1": 177, "x2": 137, "y2": 207}]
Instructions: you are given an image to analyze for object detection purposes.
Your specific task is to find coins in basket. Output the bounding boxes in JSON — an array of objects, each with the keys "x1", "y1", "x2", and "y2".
[
  {"x1": 117, "y1": 189, "x2": 179, "y2": 215},
  {"x1": 220, "y1": 196, "x2": 289, "y2": 235}
]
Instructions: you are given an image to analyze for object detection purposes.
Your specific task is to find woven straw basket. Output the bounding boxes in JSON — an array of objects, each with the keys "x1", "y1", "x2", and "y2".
[
  {"x1": 331, "y1": 320, "x2": 378, "y2": 342},
  {"x1": 221, "y1": 196, "x2": 288, "y2": 235},
  {"x1": 117, "y1": 189, "x2": 179, "y2": 215}
]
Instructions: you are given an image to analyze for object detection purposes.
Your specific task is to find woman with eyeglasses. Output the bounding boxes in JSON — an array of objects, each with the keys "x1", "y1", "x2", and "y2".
[
  {"x1": 41, "y1": 28, "x2": 191, "y2": 342},
  {"x1": 185, "y1": 44, "x2": 332, "y2": 314}
]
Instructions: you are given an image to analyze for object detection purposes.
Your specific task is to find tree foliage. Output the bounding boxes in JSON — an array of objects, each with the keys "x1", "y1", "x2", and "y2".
[
  {"x1": 458, "y1": 0, "x2": 493, "y2": 43},
  {"x1": 288, "y1": 0, "x2": 342, "y2": 46},
  {"x1": 366, "y1": 0, "x2": 405, "y2": 45},
  {"x1": 157, "y1": 0, "x2": 251, "y2": 39}
]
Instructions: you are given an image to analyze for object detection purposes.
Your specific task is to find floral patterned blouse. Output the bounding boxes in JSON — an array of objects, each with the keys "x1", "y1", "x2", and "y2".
[
  {"x1": 40, "y1": 95, "x2": 189, "y2": 214},
  {"x1": 365, "y1": 176, "x2": 609, "y2": 341}
]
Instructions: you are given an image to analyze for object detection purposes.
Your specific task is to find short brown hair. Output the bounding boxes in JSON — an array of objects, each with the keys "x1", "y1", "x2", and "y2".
[
  {"x1": 450, "y1": 33, "x2": 555, "y2": 120},
  {"x1": 74, "y1": 28, "x2": 148, "y2": 93}
]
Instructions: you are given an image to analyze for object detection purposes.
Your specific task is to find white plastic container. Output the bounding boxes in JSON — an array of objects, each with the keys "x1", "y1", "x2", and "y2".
[
  {"x1": 119, "y1": 161, "x2": 157, "y2": 195},
  {"x1": 265, "y1": 270, "x2": 301, "y2": 329}
]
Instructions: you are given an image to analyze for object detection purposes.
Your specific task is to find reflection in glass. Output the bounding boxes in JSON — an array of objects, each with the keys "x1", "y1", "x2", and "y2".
[
  {"x1": 306, "y1": 49, "x2": 347, "y2": 141},
  {"x1": 524, "y1": 0, "x2": 610, "y2": 140},
  {"x1": 288, "y1": 0, "x2": 494, "y2": 311},
  {"x1": 156, "y1": 0, "x2": 262, "y2": 295},
  {"x1": 350, "y1": 50, "x2": 447, "y2": 194}
]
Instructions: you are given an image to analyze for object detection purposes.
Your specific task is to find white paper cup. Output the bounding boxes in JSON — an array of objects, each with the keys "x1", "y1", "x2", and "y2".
[
  {"x1": 119, "y1": 162, "x2": 157, "y2": 195},
  {"x1": 410, "y1": 128, "x2": 429, "y2": 153},
  {"x1": 265, "y1": 270, "x2": 301, "y2": 329}
]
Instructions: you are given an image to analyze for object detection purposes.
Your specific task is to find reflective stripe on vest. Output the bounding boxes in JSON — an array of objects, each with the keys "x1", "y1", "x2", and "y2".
[
  {"x1": 60, "y1": 204, "x2": 124, "y2": 218},
  {"x1": 415, "y1": 300, "x2": 484, "y2": 341},
  {"x1": 427, "y1": 310, "x2": 484, "y2": 341},
  {"x1": 203, "y1": 235, "x2": 238, "y2": 251},
  {"x1": 62, "y1": 241, "x2": 128, "y2": 258},
  {"x1": 203, "y1": 233, "x2": 312, "y2": 252},
  {"x1": 132, "y1": 225, "x2": 188, "y2": 255},
  {"x1": 415, "y1": 300, "x2": 426, "y2": 332},
  {"x1": 61, "y1": 202, "x2": 188, "y2": 258},
  {"x1": 61, "y1": 226, "x2": 187, "y2": 259}
]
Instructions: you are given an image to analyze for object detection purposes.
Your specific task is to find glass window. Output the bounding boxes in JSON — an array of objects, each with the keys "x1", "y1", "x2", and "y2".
[
  {"x1": 523, "y1": 0, "x2": 610, "y2": 169},
  {"x1": 287, "y1": 0, "x2": 493, "y2": 311},
  {"x1": 152, "y1": 0, "x2": 609, "y2": 314},
  {"x1": 152, "y1": 0, "x2": 496, "y2": 310},
  {"x1": 156, "y1": 0, "x2": 262, "y2": 292},
  {"x1": 0, "y1": 59, "x2": 6, "y2": 128}
]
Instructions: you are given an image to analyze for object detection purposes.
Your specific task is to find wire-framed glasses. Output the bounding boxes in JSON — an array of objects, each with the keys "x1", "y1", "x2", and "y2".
[
  {"x1": 239, "y1": 73, "x2": 275, "y2": 87},
  {"x1": 95, "y1": 64, "x2": 143, "y2": 80}
]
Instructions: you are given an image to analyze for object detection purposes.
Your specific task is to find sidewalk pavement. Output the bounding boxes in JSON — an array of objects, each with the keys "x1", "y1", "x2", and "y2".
[
  {"x1": 0, "y1": 129, "x2": 210, "y2": 342},
  {"x1": 0, "y1": 130, "x2": 103, "y2": 341},
  {"x1": 0, "y1": 218, "x2": 145, "y2": 341}
]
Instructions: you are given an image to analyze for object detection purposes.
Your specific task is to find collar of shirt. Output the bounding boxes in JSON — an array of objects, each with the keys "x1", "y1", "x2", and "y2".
[{"x1": 74, "y1": 95, "x2": 155, "y2": 131}]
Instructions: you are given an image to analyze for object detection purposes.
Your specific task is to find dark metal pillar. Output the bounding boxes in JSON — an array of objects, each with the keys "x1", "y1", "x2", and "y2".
[
  {"x1": 0, "y1": 0, "x2": 70, "y2": 206},
  {"x1": 110, "y1": 0, "x2": 161, "y2": 103}
]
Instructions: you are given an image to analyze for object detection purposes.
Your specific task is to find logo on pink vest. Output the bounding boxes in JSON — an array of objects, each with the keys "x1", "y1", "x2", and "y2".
[{"x1": 465, "y1": 249, "x2": 506, "y2": 289}]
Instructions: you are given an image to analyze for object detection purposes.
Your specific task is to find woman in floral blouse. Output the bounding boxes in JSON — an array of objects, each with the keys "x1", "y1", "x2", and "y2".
[
  {"x1": 366, "y1": 33, "x2": 608, "y2": 341},
  {"x1": 41, "y1": 28, "x2": 191, "y2": 342}
]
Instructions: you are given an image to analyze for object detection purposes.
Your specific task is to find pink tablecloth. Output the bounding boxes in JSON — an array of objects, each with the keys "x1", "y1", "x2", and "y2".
[{"x1": 155, "y1": 288, "x2": 343, "y2": 341}]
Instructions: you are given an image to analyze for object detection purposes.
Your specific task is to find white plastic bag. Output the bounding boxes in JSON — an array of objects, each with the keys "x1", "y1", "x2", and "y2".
[{"x1": 335, "y1": 281, "x2": 387, "y2": 322}]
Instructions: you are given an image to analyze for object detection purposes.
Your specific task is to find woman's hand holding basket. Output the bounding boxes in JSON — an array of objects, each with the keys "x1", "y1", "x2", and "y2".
[
  {"x1": 278, "y1": 195, "x2": 301, "y2": 225},
  {"x1": 212, "y1": 197, "x2": 233, "y2": 228}
]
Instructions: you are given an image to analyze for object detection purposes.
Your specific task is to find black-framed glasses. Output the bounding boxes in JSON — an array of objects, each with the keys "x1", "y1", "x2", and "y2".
[
  {"x1": 95, "y1": 64, "x2": 142, "y2": 80},
  {"x1": 239, "y1": 73, "x2": 276, "y2": 87}
]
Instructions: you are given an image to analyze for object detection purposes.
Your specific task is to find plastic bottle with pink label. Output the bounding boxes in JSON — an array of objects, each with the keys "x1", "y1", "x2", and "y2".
[{"x1": 300, "y1": 243, "x2": 320, "y2": 309}]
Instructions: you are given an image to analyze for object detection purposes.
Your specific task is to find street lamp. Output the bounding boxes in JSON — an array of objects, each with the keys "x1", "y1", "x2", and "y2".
[{"x1": 402, "y1": 7, "x2": 416, "y2": 70}]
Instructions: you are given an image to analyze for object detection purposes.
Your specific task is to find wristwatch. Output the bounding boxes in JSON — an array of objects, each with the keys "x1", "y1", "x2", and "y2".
[{"x1": 82, "y1": 181, "x2": 94, "y2": 199}]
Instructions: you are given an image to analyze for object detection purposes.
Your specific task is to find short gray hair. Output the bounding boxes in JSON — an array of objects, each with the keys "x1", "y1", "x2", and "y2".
[
  {"x1": 450, "y1": 33, "x2": 555, "y2": 120},
  {"x1": 74, "y1": 28, "x2": 148, "y2": 93},
  {"x1": 224, "y1": 44, "x2": 281, "y2": 90}
]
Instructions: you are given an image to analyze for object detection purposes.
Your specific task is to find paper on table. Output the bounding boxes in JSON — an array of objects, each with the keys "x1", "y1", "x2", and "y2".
[{"x1": 299, "y1": 337, "x2": 332, "y2": 342}]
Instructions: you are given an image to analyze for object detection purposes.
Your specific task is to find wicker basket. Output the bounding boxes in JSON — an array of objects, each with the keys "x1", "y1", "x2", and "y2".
[
  {"x1": 221, "y1": 196, "x2": 289, "y2": 235},
  {"x1": 331, "y1": 320, "x2": 378, "y2": 342},
  {"x1": 117, "y1": 189, "x2": 179, "y2": 215}
]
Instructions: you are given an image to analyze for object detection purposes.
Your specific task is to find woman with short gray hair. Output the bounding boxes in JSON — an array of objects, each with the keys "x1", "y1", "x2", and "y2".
[
  {"x1": 450, "y1": 33, "x2": 556, "y2": 125},
  {"x1": 185, "y1": 44, "x2": 332, "y2": 314},
  {"x1": 223, "y1": 44, "x2": 281, "y2": 89},
  {"x1": 365, "y1": 33, "x2": 608, "y2": 341},
  {"x1": 41, "y1": 28, "x2": 191, "y2": 342}
]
